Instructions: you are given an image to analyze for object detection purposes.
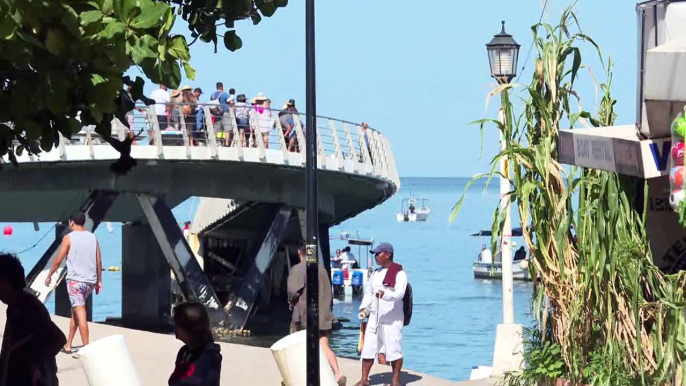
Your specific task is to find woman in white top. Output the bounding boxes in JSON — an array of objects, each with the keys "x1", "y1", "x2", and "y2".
[{"x1": 250, "y1": 93, "x2": 272, "y2": 148}]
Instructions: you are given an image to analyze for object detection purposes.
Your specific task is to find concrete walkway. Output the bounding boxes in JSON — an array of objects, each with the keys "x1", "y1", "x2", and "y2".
[{"x1": 0, "y1": 304, "x2": 497, "y2": 385}]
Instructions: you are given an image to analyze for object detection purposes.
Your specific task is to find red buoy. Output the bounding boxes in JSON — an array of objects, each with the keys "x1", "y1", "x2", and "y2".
[{"x1": 3, "y1": 226, "x2": 13, "y2": 236}]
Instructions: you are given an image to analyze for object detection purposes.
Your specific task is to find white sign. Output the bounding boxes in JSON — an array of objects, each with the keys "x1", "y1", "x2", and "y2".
[{"x1": 574, "y1": 135, "x2": 615, "y2": 171}]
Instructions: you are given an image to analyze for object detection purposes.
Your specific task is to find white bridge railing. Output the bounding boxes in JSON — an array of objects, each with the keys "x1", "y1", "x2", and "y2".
[{"x1": 17, "y1": 104, "x2": 400, "y2": 189}]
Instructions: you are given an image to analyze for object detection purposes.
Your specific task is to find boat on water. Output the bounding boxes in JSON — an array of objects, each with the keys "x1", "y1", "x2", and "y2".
[
  {"x1": 396, "y1": 195, "x2": 431, "y2": 222},
  {"x1": 330, "y1": 231, "x2": 374, "y2": 300},
  {"x1": 471, "y1": 227, "x2": 532, "y2": 282}
]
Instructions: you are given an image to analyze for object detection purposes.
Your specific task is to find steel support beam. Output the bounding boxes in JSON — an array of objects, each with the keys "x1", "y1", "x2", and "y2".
[
  {"x1": 226, "y1": 205, "x2": 292, "y2": 330},
  {"x1": 136, "y1": 194, "x2": 226, "y2": 328},
  {"x1": 26, "y1": 191, "x2": 118, "y2": 303}
]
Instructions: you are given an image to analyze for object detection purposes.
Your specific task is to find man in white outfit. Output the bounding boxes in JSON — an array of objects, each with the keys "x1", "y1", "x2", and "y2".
[{"x1": 356, "y1": 242, "x2": 407, "y2": 386}]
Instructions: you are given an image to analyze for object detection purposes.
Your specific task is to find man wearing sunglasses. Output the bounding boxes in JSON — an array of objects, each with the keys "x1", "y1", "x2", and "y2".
[{"x1": 356, "y1": 242, "x2": 408, "y2": 386}]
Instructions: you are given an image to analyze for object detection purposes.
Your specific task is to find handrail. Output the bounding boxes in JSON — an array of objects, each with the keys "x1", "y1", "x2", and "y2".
[{"x1": 12, "y1": 102, "x2": 400, "y2": 189}]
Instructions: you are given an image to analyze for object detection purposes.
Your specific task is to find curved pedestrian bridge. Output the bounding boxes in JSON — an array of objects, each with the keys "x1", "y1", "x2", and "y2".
[{"x1": 0, "y1": 104, "x2": 400, "y2": 224}]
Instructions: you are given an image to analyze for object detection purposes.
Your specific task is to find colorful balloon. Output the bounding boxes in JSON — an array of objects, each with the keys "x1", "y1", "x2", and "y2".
[
  {"x1": 673, "y1": 141, "x2": 685, "y2": 166},
  {"x1": 670, "y1": 189, "x2": 685, "y2": 211},
  {"x1": 672, "y1": 114, "x2": 686, "y2": 139},
  {"x1": 671, "y1": 166, "x2": 686, "y2": 188}
]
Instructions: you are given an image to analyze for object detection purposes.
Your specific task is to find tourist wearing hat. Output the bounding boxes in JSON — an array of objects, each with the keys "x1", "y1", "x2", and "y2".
[
  {"x1": 278, "y1": 99, "x2": 300, "y2": 152},
  {"x1": 250, "y1": 93, "x2": 272, "y2": 149},
  {"x1": 169, "y1": 89, "x2": 183, "y2": 130},
  {"x1": 356, "y1": 242, "x2": 408, "y2": 386},
  {"x1": 179, "y1": 86, "x2": 198, "y2": 145}
]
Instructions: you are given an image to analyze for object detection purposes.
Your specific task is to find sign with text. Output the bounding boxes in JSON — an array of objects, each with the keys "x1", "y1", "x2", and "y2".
[{"x1": 573, "y1": 135, "x2": 615, "y2": 171}]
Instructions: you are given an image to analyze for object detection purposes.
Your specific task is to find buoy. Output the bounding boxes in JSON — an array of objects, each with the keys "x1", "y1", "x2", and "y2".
[
  {"x1": 108, "y1": 266, "x2": 120, "y2": 272},
  {"x1": 3, "y1": 226, "x2": 13, "y2": 236}
]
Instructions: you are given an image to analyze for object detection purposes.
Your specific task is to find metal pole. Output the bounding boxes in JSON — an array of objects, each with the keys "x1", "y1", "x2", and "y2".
[
  {"x1": 305, "y1": 0, "x2": 321, "y2": 384},
  {"x1": 498, "y1": 95, "x2": 514, "y2": 325}
]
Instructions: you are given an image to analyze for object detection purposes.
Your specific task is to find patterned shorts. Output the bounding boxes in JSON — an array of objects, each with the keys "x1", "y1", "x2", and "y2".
[{"x1": 67, "y1": 280, "x2": 95, "y2": 308}]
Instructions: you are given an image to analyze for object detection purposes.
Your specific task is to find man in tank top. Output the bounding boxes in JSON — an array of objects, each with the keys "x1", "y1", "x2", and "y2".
[{"x1": 45, "y1": 211, "x2": 102, "y2": 353}]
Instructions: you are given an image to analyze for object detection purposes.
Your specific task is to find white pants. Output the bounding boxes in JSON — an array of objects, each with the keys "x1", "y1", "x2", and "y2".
[{"x1": 361, "y1": 320, "x2": 403, "y2": 362}]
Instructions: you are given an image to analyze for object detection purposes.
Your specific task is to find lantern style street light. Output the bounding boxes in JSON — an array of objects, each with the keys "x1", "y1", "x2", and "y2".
[
  {"x1": 486, "y1": 21, "x2": 521, "y2": 84},
  {"x1": 486, "y1": 20, "x2": 524, "y2": 376}
]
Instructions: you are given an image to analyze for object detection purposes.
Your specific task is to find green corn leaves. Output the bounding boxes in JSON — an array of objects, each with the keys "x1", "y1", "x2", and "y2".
[{"x1": 452, "y1": 5, "x2": 686, "y2": 385}]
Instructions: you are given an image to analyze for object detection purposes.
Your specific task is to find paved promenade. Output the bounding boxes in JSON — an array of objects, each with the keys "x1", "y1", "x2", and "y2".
[{"x1": 0, "y1": 304, "x2": 496, "y2": 385}]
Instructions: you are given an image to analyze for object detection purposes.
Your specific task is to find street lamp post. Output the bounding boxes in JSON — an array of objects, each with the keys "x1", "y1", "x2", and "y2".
[
  {"x1": 305, "y1": 0, "x2": 320, "y2": 385},
  {"x1": 485, "y1": 21, "x2": 524, "y2": 375}
]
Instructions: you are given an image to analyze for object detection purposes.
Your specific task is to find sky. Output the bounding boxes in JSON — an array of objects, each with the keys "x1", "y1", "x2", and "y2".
[{"x1": 134, "y1": 0, "x2": 637, "y2": 177}]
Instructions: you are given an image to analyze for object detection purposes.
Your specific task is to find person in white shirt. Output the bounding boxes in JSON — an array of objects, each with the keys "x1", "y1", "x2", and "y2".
[
  {"x1": 479, "y1": 244, "x2": 493, "y2": 264},
  {"x1": 340, "y1": 246, "x2": 358, "y2": 270},
  {"x1": 150, "y1": 84, "x2": 170, "y2": 130},
  {"x1": 356, "y1": 242, "x2": 407, "y2": 386}
]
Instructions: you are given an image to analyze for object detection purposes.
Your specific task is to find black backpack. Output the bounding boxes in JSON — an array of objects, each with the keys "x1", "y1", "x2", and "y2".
[{"x1": 403, "y1": 283, "x2": 413, "y2": 326}]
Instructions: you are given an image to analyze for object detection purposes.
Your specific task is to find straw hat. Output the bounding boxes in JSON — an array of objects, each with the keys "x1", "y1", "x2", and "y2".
[
  {"x1": 251, "y1": 92, "x2": 267, "y2": 103},
  {"x1": 180, "y1": 85, "x2": 192, "y2": 91},
  {"x1": 170, "y1": 89, "x2": 181, "y2": 98}
]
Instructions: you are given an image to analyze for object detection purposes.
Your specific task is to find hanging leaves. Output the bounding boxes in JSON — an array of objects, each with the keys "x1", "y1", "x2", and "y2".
[{"x1": 0, "y1": 0, "x2": 287, "y2": 164}]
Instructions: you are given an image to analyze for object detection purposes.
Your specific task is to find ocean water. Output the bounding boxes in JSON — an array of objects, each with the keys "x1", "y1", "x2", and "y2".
[{"x1": 0, "y1": 177, "x2": 532, "y2": 382}]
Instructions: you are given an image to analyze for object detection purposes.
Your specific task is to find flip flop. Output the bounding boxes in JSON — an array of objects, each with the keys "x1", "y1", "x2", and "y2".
[
  {"x1": 60, "y1": 348, "x2": 72, "y2": 354},
  {"x1": 337, "y1": 375, "x2": 347, "y2": 386}
]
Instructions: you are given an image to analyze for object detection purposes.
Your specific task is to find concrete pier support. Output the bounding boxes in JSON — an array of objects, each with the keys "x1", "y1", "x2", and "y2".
[
  {"x1": 121, "y1": 223, "x2": 171, "y2": 330},
  {"x1": 137, "y1": 194, "x2": 226, "y2": 328}
]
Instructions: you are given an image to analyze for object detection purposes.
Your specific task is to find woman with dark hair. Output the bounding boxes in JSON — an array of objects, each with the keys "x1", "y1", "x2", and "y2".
[
  {"x1": 169, "y1": 302, "x2": 222, "y2": 386},
  {"x1": 0, "y1": 253, "x2": 66, "y2": 386}
]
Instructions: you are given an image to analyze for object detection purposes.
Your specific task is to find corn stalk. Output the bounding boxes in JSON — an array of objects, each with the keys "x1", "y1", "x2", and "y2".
[{"x1": 451, "y1": 6, "x2": 686, "y2": 385}]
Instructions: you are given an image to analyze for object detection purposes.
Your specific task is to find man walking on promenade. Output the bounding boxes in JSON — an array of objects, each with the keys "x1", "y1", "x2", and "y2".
[
  {"x1": 45, "y1": 211, "x2": 102, "y2": 353},
  {"x1": 356, "y1": 242, "x2": 408, "y2": 386},
  {"x1": 287, "y1": 247, "x2": 347, "y2": 386}
]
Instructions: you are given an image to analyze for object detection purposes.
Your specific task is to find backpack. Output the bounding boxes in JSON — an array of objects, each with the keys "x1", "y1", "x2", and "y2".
[
  {"x1": 403, "y1": 283, "x2": 413, "y2": 326},
  {"x1": 208, "y1": 92, "x2": 224, "y2": 115}
]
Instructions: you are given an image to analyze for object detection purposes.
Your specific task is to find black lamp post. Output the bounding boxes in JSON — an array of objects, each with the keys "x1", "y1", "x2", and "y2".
[
  {"x1": 486, "y1": 21, "x2": 520, "y2": 84},
  {"x1": 305, "y1": 0, "x2": 320, "y2": 385}
]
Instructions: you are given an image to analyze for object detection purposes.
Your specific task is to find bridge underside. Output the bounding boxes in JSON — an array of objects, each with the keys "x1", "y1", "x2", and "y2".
[{"x1": 0, "y1": 159, "x2": 395, "y2": 224}]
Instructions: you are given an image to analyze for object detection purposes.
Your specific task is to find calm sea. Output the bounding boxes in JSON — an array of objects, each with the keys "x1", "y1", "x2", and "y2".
[{"x1": 0, "y1": 177, "x2": 532, "y2": 381}]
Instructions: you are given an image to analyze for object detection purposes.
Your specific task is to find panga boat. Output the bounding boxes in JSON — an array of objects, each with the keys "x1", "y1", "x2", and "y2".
[
  {"x1": 330, "y1": 231, "x2": 374, "y2": 300},
  {"x1": 471, "y1": 227, "x2": 532, "y2": 282},
  {"x1": 396, "y1": 195, "x2": 431, "y2": 222}
]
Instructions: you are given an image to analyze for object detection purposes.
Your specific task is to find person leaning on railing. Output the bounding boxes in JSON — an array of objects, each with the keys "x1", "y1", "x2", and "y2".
[
  {"x1": 361, "y1": 122, "x2": 373, "y2": 164},
  {"x1": 180, "y1": 86, "x2": 198, "y2": 146},
  {"x1": 234, "y1": 94, "x2": 251, "y2": 148}
]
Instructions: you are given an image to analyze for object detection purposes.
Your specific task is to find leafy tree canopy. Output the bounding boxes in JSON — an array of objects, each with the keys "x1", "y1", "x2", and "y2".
[{"x1": 0, "y1": 0, "x2": 287, "y2": 163}]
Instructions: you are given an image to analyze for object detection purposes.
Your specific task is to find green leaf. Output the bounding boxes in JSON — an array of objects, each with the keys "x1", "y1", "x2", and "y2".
[
  {"x1": 131, "y1": 0, "x2": 167, "y2": 29},
  {"x1": 80, "y1": 10, "x2": 103, "y2": 25},
  {"x1": 183, "y1": 62, "x2": 196, "y2": 81},
  {"x1": 45, "y1": 30, "x2": 66, "y2": 56},
  {"x1": 223, "y1": 30, "x2": 242, "y2": 52},
  {"x1": 257, "y1": 0, "x2": 278, "y2": 17},
  {"x1": 113, "y1": 0, "x2": 137, "y2": 22},
  {"x1": 167, "y1": 35, "x2": 190, "y2": 60},
  {"x1": 91, "y1": 74, "x2": 107, "y2": 86},
  {"x1": 0, "y1": 11, "x2": 16, "y2": 40},
  {"x1": 98, "y1": 21, "x2": 126, "y2": 39}
]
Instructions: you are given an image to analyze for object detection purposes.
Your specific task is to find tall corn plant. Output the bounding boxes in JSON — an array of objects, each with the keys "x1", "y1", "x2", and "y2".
[{"x1": 451, "y1": 6, "x2": 686, "y2": 385}]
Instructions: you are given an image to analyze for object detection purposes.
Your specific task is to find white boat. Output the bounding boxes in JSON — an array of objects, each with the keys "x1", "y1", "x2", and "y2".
[
  {"x1": 471, "y1": 227, "x2": 533, "y2": 282},
  {"x1": 330, "y1": 231, "x2": 374, "y2": 300},
  {"x1": 396, "y1": 196, "x2": 431, "y2": 222},
  {"x1": 472, "y1": 260, "x2": 531, "y2": 281}
]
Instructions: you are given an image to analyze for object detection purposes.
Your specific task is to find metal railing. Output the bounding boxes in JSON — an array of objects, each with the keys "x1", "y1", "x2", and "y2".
[{"x1": 55, "y1": 103, "x2": 399, "y2": 186}]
